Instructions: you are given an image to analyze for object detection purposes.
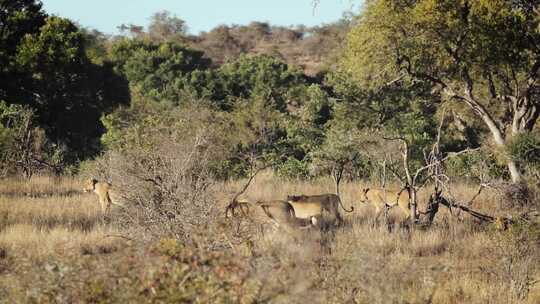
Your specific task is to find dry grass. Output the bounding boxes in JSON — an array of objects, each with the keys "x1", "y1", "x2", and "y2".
[
  {"x1": 0, "y1": 176, "x2": 120, "y2": 261},
  {"x1": 219, "y1": 172, "x2": 540, "y2": 303},
  {"x1": 0, "y1": 175, "x2": 81, "y2": 197},
  {"x1": 0, "y1": 224, "x2": 119, "y2": 261},
  {"x1": 0, "y1": 194, "x2": 101, "y2": 232},
  {"x1": 0, "y1": 174, "x2": 538, "y2": 303}
]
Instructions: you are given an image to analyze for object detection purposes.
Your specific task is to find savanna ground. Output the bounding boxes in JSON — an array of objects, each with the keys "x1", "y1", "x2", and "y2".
[{"x1": 0, "y1": 174, "x2": 539, "y2": 303}]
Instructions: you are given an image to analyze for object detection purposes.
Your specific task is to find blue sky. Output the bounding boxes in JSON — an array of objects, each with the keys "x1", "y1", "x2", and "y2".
[{"x1": 41, "y1": 0, "x2": 359, "y2": 35}]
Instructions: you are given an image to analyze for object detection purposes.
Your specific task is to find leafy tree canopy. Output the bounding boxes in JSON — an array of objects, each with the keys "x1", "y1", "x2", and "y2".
[
  {"x1": 218, "y1": 54, "x2": 308, "y2": 111},
  {"x1": 109, "y1": 39, "x2": 211, "y2": 102},
  {"x1": 341, "y1": 0, "x2": 540, "y2": 182}
]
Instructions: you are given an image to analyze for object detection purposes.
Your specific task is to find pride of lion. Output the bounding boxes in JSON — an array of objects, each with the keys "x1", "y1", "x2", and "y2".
[
  {"x1": 222, "y1": 188, "x2": 411, "y2": 230},
  {"x1": 84, "y1": 178, "x2": 411, "y2": 230}
]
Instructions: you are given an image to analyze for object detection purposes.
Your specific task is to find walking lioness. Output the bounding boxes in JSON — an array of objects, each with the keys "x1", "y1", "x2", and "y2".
[
  {"x1": 359, "y1": 188, "x2": 411, "y2": 220},
  {"x1": 83, "y1": 178, "x2": 120, "y2": 212},
  {"x1": 286, "y1": 193, "x2": 353, "y2": 225},
  {"x1": 225, "y1": 199, "x2": 299, "y2": 228}
]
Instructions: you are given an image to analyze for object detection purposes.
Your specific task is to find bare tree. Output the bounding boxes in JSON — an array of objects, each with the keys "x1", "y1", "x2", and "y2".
[
  {"x1": 148, "y1": 11, "x2": 188, "y2": 42},
  {"x1": 382, "y1": 112, "x2": 491, "y2": 224},
  {"x1": 0, "y1": 104, "x2": 61, "y2": 178}
]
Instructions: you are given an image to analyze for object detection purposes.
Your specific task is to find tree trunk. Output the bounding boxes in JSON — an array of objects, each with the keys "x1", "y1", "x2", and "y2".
[
  {"x1": 468, "y1": 98, "x2": 523, "y2": 183},
  {"x1": 409, "y1": 187, "x2": 417, "y2": 222},
  {"x1": 507, "y1": 160, "x2": 522, "y2": 183},
  {"x1": 400, "y1": 141, "x2": 418, "y2": 222}
]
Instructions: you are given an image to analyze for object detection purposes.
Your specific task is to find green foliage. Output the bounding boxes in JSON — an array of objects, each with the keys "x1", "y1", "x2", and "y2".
[
  {"x1": 508, "y1": 133, "x2": 540, "y2": 170},
  {"x1": 0, "y1": 0, "x2": 46, "y2": 101},
  {"x1": 101, "y1": 95, "x2": 231, "y2": 156},
  {"x1": 328, "y1": 69, "x2": 440, "y2": 171},
  {"x1": 101, "y1": 88, "x2": 289, "y2": 180},
  {"x1": 446, "y1": 148, "x2": 508, "y2": 180},
  {"x1": 25, "y1": 17, "x2": 127, "y2": 160},
  {"x1": 174, "y1": 69, "x2": 229, "y2": 108},
  {"x1": 286, "y1": 85, "x2": 332, "y2": 155},
  {"x1": 341, "y1": 0, "x2": 540, "y2": 181},
  {"x1": 110, "y1": 39, "x2": 210, "y2": 102},
  {"x1": 343, "y1": 0, "x2": 540, "y2": 89},
  {"x1": 229, "y1": 96, "x2": 288, "y2": 168},
  {"x1": 1, "y1": 10, "x2": 129, "y2": 163},
  {"x1": 276, "y1": 157, "x2": 312, "y2": 180},
  {"x1": 16, "y1": 17, "x2": 86, "y2": 69},
  {"x1": 310, "y1": 105, "x2": 371, "y2": 180},
  {"x1": 2, "y1": 4, "x2": 352, "y2": 171},
  {"x1": 219, "y1": 54, "x2": 307, "y2": 111}
]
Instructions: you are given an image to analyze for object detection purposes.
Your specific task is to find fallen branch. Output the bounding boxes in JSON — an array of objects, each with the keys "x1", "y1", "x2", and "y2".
[{"x1": 437, "y1": 195, "x2": 513, "y2": 226}]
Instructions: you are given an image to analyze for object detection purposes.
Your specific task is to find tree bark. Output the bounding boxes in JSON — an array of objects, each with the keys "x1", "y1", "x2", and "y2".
[
  {"x1": 456, "y1": 89, "x2": 523, "y2": 182},
  {"x1": 507, "y1": 160, "x2": 522, "y2": 183},
  {"x1": 400, "y1": 140, "x2": 417, "y2": 222}
]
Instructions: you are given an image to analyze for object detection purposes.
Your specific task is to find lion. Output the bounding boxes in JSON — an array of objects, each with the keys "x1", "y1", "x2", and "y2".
[
  {"x1": 83, "y1": 178, "x2": 123, "y2": 212},
  {"x1": 358, "y1": 188, "x2": 411, "y2": 220},
  {"x1": 225, "y1": 199, "x2": 301, "y2": 228},
  {"x1": 286, "y1": 193, "x2": 354, "y2": 226}
]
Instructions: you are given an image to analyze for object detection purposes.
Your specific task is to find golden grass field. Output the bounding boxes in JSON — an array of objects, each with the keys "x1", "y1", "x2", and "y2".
[{"x1": 0, "y1": 174, "x2": 539, "y2": 303}]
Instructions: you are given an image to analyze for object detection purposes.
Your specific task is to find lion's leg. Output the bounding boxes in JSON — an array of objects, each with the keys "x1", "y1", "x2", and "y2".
[
  {"x1": 399, "y1": 203, "x2": 411, "y2": 220},
  {"x1": 239, "y1": 203, "x2": 250, "y2": 216},
  {"x1": 99, "y1": 197, "x2": 107, "y2": 213},
  {"x1": 335, "y1": 210, "x2": 344, "y2": 226},
  {"x1": 105, "y1": 194, "x2": 112, "y2": 212},
  {"x1": 311, "y1": 216, "x2": 318, "y2": 226},
  {"x1": 334, "y1": 201, "x2": 344, "y2": 225},
  {"x1": 373, "y1": 206, "x2": 383, "y2": 225}
]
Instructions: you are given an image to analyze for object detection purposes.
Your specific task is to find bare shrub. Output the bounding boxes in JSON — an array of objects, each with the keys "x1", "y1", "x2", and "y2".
[
  {"x1": 0, "y1": 102, "x2": 64, "y2": 178},
  {"x1": 492, "y1": 219, "x2": 540, "y2": 302},
  {"x1": 106, "y1": 105, "x2": 234, "y2": 244},
  {"x1": 498, "y1": 182, "x2": 535, "y2": 210},
  {"x1": 78, "y1": 153, "x2": 115, "y2": 183}
]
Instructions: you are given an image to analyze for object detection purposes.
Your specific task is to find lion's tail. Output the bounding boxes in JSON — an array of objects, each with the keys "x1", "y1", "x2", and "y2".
[
  {"x1": 338, "y1": 197, "x2": 354, "y2": 213},
  {"x1": 336, "y1": 182, "x2": 354, "y2": 213}
]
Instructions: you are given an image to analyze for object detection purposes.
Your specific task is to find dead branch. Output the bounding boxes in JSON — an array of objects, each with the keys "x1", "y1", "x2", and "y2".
[
  {"x1": 225, "y1": 163, "x2": 270, "y2": 218},
  {"x1": 439, "y1": 196, "x2": 495, "y2": 222},
  {"x1": 464, "y1": 183, "x2": 488, "y2": 206},
  {"x1": 412, "y1": 147, "x2": 480, "y2": 186}
]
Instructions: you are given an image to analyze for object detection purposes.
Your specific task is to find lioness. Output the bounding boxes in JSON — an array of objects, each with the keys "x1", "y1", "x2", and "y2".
[
  {"x1": 83, "y1": 178, "x2": 121, "y2": 212},
  {"x1": 286, "y1": 193, "x2": 354, "y2": 225},
  {"x1": 225, "y1": 199, "x2": 299, "y2": 228},
  {"x1": 257, "y1": 200, "x2": 298, "y2": 227},
  {"x1": 359, "y1": 188, "x2": 411, "y2": 220}
]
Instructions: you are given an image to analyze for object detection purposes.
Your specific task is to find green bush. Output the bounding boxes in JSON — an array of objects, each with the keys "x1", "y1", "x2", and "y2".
[
  {"x1": 508, "y1": 133, "x2": 540, "y2": 172},
  {"x1": 276, "y1": 157, "x2": 312, "y2": 180},
  {"x1": 446, "y1": 149, "x2": 507, "y2": 180}
]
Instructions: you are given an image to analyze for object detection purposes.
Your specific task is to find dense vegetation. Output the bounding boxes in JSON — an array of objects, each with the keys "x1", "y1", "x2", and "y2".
[{"x1": 2, "y1": 0, "x2": 539, "y2": 183}]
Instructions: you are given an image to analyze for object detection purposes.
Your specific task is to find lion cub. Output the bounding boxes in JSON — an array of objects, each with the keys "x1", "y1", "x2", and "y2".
[{"x1": 83, "y1": 178, "x2": 115, "y2": 212}]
